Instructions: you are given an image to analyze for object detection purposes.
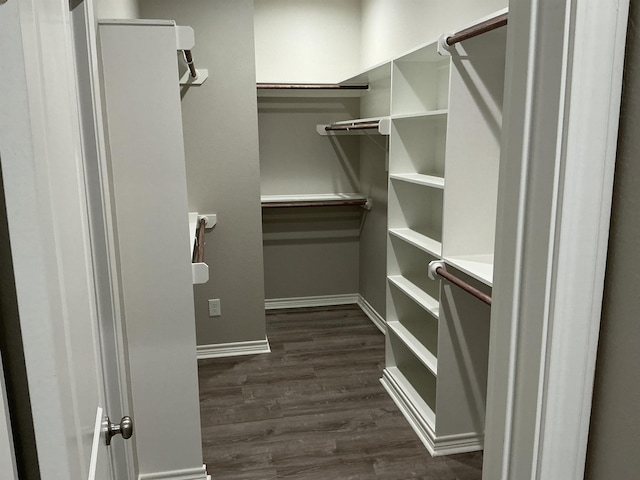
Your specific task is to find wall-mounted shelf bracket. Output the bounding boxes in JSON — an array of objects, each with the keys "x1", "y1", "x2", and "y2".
[
  {"x1": 317, "y1": 117, "x2": 391, "y2": 136},
  {"x1": 189, "y1": 212, "x2": 217, "y2": 285},
  {"x1": 197, "y1": 213, "x2": 217, "y2": 228},
  {"x1": 175, "y1": 25, "x2": 208, "y2": 86},
  {"x1": 180, "y1": 68, "x2": 208, "y2": 86}
]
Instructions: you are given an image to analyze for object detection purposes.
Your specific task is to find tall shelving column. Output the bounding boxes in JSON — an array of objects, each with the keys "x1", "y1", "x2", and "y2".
[
  {"x1": 435, "y1": 24, "x2": 507, "y2": 448},
  {"x1": 382, "y1": 11, "x2": 508, "y2": 457},
  {"x1": 382, "y1": 42, "x2": 452, "y2": 454}
]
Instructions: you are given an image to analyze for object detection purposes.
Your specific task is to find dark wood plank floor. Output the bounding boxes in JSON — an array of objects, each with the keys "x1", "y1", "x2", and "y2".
[{"x1": 198, "y1": 305, "x2": 483, "y2": 479}]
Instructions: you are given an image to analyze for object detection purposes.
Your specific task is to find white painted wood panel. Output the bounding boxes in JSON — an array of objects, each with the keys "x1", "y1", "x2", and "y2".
[{"x1": 98, "y1": 21, "x2": 206, "y2": 478}]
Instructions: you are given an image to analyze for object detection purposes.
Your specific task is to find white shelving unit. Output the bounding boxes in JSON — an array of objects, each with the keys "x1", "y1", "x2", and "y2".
[
  {"x1": 381, "y1": 9, "x2": 508, "y2": 457},
  {"x1": 260, "y1": 8, "x2": 507, "y2": 458}
]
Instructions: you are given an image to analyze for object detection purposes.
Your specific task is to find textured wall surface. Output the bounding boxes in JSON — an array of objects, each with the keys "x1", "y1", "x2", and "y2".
[{"x1": 585, "y1": 4, "x2": 640, "y2": 478}]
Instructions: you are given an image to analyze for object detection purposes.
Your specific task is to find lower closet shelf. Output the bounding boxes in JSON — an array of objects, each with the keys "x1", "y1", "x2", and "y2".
[
  {"x1": 444, "y1": 254, "x2": 494, "y2": 287},
  {"x1": 387, "y1": 321, "x2": 438, "y2": 375},
  {"x1": 388, "y1": 275, "x2": 439, "y2": 318},
  {"x1": 261, "y1": 193, "x2": 371, "y2": 209},
  {"x1": 389, "y1": 228, "x2": 442, "y2": 258},
  {"x1": 381, "y1": 367, "x2": 436, "y2": 435}
]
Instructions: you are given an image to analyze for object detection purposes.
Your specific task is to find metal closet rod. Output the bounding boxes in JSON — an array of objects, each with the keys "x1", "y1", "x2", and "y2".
[
  {"x1": 257, "y1": 83, "x2": 369, "y2": 90},
  {"x1": 192, "y1": 218, "x2": 206, "y2": 263},
  {"x1": 183, "y1": 50, "x2": 197, "y2": 78},
  {"x1": 325, "y1": 121, "x2": 380, "y2": 132},
  {"x1": 446, "y1": 12, "x2": 508, "y2": 46}
]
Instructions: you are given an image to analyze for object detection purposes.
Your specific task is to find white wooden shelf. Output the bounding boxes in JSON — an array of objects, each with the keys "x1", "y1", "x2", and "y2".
[
  {"x1": 444, "y1": 254, "x2": 494, "y2": 287},
  {"x1": 261, "y1": 193, "x2": 370, "y2": 209},
  {"x1": 391, "y1": 110, "x2": 448, "y2": 120},
  {"x1": 389, "y1": 173, "x2": 444, "y2": 189},
  {"x1": 381, "y1": 367, "x2": 436, "y2": 432},
  {"x1": 257, "y1": 83, "x2": 369, "y2": 98},
  {"x1": 388, "y1": 275, "x2": 439, "y2": 318},
  {"x1": 387, "y1": 321, "x2": 438, "y2": 376},
  {"x1": 389, "y1": 228, "x2": 442, "y2": 257}
]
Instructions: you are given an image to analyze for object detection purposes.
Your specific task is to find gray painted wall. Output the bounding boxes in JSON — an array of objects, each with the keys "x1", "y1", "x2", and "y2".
[
  {"x1": 258, "y1": 96, "x2": 363, "y2": 301},
  {"x1": 138, "y1": 0, "x2": 266, "y2": 346},
  {"x1": 94, "y1": 0, "x2": 139, "y2": 19},
  {"x1": 357, "y1": 135, "x2": 388, "y2": 317},
  {"x1": 585, "y1": 3, "x2": 640, "y2": 477}
]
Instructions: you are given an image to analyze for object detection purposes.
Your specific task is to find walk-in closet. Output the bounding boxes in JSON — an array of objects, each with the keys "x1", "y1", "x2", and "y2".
[{"x1": 2, "y1": 0, "x2": 629, "y2": 478}]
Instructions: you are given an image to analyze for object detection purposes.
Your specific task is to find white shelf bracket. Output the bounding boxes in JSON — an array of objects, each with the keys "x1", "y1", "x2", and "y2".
[
  {"x1": 180, "y1": 68, "x2": 209, "y2": 86},
  {"x1": 175, "y1": 25, "x2": 208, "y2": 86},
  {"x1": 428, "y1": 260, "x2": 446, "y2": 281},
  {"x1": 437, "y1": 34, "x2": 453, "y2": 56},
  {"x1": 198, "y1": 213, "x2": 217, "y2": 228}
]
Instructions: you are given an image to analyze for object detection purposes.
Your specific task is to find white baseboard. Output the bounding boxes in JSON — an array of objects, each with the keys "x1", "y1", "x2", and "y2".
[
  {"x1": 380, "y1": 370, "x2": 483, "y2": 457},
  {"x1": 264, "y1": 294, "x2": 387, "y2": 335},
  {"x1": 265, "y1": 294, "x2": 359, "y2": 310},
  {"x1": 197, "y1": 338, "x2": 271, "y2": 360},
  {"x1": 356, "y1": 295, "x2": 387, "y2": 334},
  {"x1": 138, "y1": 464, "x2": 209, "y2": 480}
]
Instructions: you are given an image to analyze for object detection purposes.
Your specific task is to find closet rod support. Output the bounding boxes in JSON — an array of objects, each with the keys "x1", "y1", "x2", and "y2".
[
  {"x1": 428, "y1": 261, "x2": 492, "y2": 306},
  {"x1": 325, "y1": 121, "x2": 380, "y2": 132},
  {"x1": 445, "y1": 12, "x2": 508, "y2": 46}
]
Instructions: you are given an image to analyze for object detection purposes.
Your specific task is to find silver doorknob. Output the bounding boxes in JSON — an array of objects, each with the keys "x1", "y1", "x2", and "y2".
[{"x1": 105, "y1": 416, "x2": 133, "y2": 445}]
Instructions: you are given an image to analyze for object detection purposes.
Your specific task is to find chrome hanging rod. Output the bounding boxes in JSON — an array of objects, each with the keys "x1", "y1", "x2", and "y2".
[
  {"x1": 325, "y1": 121, "x2": 380, "y2": 132},
  {"x1": 257, "y1": 83, "x2": 368, "y2": 90},
  {"x1": 183, "y1": 50, "x2": 197, "y2": 78},
  {"x1": 428, "y1": 261, "x2": 492, "y2": 306},
  {"x1": 446, "y1": 12, "x2": 508, "y2": 46}
]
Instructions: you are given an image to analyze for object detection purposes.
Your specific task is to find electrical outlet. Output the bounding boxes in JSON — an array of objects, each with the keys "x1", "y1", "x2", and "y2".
[{"x1": 208, "y1": 299, "x2": 221, "y2": 317}]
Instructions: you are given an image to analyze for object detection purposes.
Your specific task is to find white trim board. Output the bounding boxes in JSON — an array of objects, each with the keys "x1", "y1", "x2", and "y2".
[
  {"x1": 356, "y1": 295, "x2": 387, "y2": 334},
  {"x1": 381, "y1": 370, "x2": 482, "y2": 457},
  {"x1": 138, "y1": 464, "x2": 210, "y2": 480},
  {"x1": 197, "y1": 339, "x2": 271, "y2": 360},
  {"x1": 265, "y1": 294, "x2": 359, "y2": 310},
  {"x1": 482, "y1": 1, "x2": 629, "y2": 479},
  {"x1": 199, "y1": 295, "x2": 385, "y2": 360},
  {"x1": 264, "y1": 294, "x2": 387, "y2": 334}
]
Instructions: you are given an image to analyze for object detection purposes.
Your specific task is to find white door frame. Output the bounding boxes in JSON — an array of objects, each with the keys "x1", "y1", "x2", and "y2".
[
  {"x1": 483, "y1": 0, "x2": 629, "y2": 479},
  {"x1": 1, "y1": 0, "x2": 629, "y2": 478},
  {"x1": 0, "y1": 357, "x2": 18, "y2": 480},
  {"x1": 69, "y1": 1, "x2": 136, "y2": 477},
  {"x1": 0, "y1": 0, "x2": 118, "y2": 478}
]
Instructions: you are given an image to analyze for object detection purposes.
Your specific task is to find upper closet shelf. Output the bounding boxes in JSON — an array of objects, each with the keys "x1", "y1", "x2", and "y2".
[
  {"x1": 257, "y1": 83, "x2": 369, "y2": 98},
  {"x1": 444, "y1": 255, "x2": 494, "y2": 287},
  {"x1": 391, "y1": 110, "x2": 448, "y2": 121},
  {"x1": 261, "y1": 193, "x2": 372, "y2": 209},
  {"x1": 317, "y1": 117, "x2": 391, "y2": 136},
  {"x1": 389, "y1": 174, "x2": 444, "y2": 189}
]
